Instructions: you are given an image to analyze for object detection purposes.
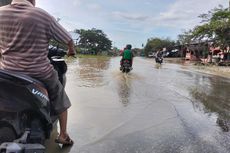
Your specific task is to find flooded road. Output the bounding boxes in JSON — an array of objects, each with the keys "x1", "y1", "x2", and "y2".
[{"x1": 45, "y1": 57, "x2": 230, "y2": 153}]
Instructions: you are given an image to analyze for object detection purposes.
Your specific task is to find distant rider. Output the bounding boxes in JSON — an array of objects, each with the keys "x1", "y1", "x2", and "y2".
[
  {"x1": 120, "y1": 44, "x2": 134, "y2": 68},
  {"x1": 156, "y1": 49, "x2": 163, "y2": 58},
  {"x1": 155, "y1": 49, "x2": 163, "y2": 63}
]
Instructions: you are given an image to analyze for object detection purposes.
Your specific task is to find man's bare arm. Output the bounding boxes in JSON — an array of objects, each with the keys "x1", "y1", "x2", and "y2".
[{"x1": 67, "y1": 40, "x2": 76, "y2": 56}]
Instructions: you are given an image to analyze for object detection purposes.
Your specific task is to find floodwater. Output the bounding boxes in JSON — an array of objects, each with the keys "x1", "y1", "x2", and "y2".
[{"x1": 45, "y1": 57, "x2": 230, "y2": 153}]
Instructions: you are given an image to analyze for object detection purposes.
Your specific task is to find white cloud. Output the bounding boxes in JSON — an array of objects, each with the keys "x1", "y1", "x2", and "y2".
[
  {"x1": 36, "y1": 0, "x2": 229, "y2": 48},
  {"x1": 73, "y1": 0, "x2": 81, "y2": 6},
  {"x1": 117, "y1": 0, "x2": 229, "y2": 33},
  {"x1": 87, "y1": 3, "x2": 102, "y2": 12},
  {"x1": 151, "y1": 0, "x2": 228, "y2": 29},
  {"x1": 112, "y1": 11, "x2": 149, "y2": 21}
]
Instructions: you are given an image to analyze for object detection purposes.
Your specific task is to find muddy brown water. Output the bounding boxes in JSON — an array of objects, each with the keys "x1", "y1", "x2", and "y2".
[{"x1": 45, "y1": 57, "x2": 230, "y2": 153}]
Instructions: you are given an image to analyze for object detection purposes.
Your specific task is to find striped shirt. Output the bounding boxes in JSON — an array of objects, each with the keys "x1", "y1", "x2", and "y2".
[{"x1": 0, "y1": 0, "x2": 72, "y2": 79}]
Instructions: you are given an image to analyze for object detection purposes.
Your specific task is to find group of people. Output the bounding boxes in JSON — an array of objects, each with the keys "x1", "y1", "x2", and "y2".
[
  {"x1": 209, "y1": 45, "x2": 230, "y2": 63},
  {"x1": 217, "y1": 46, "x2": 230, "y2": 61}
]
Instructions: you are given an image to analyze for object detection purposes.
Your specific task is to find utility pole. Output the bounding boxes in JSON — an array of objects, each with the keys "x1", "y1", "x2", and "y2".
[{"x1": 229, "y1": 0, "x2": 230, "y2": 11}]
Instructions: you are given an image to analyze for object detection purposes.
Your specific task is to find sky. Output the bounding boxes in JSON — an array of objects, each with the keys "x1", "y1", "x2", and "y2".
[{"x1": 36, "y1": 0, "x2": 228, "y2": 48}]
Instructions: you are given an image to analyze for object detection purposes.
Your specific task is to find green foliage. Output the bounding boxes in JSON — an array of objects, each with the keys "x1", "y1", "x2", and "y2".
[
  {"x1": 144, "y1": 37, "x2": 175, "y2": 56},
  {"x1": 132, "y1": 48, "x2": 144, "y2": 56},
  {"x1": 49, "y1": 39, "x2": 83, "y2": 53},
  {"x1": 74, "y1": 28, "x2": 112, "y2": 54},
  {"x1": 77, "y1": 54, "x2": 110, "y2": 59},
  {"x1": 178, "y1": 30, "x2": 194, "y2": 45},
  {"x1": 49, "y1": 39, "x2": 68, "y2": 50},
  {"x1": 191, "y1": 6, "x2": 230, "y2": 47}
]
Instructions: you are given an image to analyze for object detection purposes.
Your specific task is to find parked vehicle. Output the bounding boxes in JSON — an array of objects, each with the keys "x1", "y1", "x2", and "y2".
[{"x1": 148, "y1": 52, "x2": 155, "y2": 58}]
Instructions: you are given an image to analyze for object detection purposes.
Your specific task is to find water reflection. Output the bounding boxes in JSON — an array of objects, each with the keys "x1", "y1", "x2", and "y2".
[
  {"x1": 154, "y1": 63, "x2": 162, "y2": 69},
  {"x1": 42, "y1": 57, "x2": 230, "y2": 152},
  {"x1": 117, "y1": 74, "x2": 132, "y2": 107},
  {"x1": 189, "y1": 76, "x2": 230, "y2": 132},
  {"x1": 77, "y1": 57, "x2": 110, "y2": 87}
]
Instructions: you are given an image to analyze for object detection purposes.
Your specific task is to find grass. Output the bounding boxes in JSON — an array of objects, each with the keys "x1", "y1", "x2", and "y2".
[
  {"x1": 76, "y1": 54, "x2": 111, "y2": 59},
  {"x1": 164, "y1": 57, "x2": 230, "y2": 78},
  {"x1": 193, "y1": 64, "x2": 230, "y2": 78}
]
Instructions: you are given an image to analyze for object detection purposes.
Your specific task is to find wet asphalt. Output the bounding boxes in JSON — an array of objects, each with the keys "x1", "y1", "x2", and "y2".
[{"x1": 45, "y1": 57, "x2": 230, "y2": 153}]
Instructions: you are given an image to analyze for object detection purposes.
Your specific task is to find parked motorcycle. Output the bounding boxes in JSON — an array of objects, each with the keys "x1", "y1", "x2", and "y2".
[
  {"x1": 0, "y1": 47, "x2": 67, "y2": 153},
  {"x1": 120, "y1": 60, "x2": 132, "y2": 73}
]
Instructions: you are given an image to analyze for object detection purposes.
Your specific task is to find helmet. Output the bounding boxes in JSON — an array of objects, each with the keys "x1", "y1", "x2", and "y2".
[{"x1": 126, "y1": 44, "x2": 132, "y2": 50}]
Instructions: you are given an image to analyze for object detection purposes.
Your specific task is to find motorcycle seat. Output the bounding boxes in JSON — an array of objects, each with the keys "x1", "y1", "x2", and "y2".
[{"x1": 0, "y1": 69, "x2": 46, "y2": 88}]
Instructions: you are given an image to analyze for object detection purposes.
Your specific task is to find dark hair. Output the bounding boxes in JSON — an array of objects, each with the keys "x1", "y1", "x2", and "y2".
[{"x1": 126, "y1": 44, "x2": 132, "y2": 50}]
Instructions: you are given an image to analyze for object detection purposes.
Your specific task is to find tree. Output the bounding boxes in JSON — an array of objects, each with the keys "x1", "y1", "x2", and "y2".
[
  {"x1": 192, "y1": 6, "x2": 230, "y2": 47},
  {"x1": 74, "y1": 28, "x2": 112, "y2": 54},
  {"x1": 178, "y1": 30, "x2": 194, "y2": 45},
  {"x1": 144, "y1": 37, "x2": 175, "y2": 56},
  {"x1": 132, "y1": 48, "x2": 144, "y2": 56}
]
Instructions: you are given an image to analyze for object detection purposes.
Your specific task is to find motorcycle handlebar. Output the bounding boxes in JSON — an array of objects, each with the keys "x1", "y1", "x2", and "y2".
[
  {"x1": 48, "y1": 47, "x2": 67, "y2": 58},
  {"x1": 48, "y1": 47, "x2": 77, "y2": 59}
]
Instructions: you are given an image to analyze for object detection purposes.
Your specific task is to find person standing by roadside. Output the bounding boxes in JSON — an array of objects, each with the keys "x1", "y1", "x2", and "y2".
[
  {"x1": 0, "y1": 0, "x2": 75, "y2": 145},
  {"x1": 227, "y1": 46, "x2": 230, "y2": 60},
  {"x1": 224, "y1": 46, "x2": 230, "y2": 61}
]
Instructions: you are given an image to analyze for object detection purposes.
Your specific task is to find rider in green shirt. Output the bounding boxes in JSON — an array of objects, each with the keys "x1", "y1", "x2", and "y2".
[{"x1": 120, "y1": 44, "x2": 134, "y2": 67}]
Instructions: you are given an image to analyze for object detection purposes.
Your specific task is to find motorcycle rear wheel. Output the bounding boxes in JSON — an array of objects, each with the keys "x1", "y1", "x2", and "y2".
[{"x1": 0, "y1": 127, "x2": 16, "y2": 144}]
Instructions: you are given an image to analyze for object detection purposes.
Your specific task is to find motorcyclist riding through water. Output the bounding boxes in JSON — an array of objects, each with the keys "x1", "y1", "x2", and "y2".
[
  {"x1": 0, "y1": 0, "x2": 75, "y2": 147},
  {"x1": 155, "y1": 49, "x2": 163, "y2": 64},
  {"x1": 120, "y1": 44, "x2": 134, "y2": 70}
]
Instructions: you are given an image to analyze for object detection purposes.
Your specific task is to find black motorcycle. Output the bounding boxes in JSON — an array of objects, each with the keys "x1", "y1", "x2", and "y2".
[
  {"x1": 120, "y1": 60, "x2": 132, "y2": 73},
  {"x1": 0, "y1": 47, "x2": 67, "y2": 152},
  {"x1": 155, "y1": 56, "x2": 163, "y2": 64}
]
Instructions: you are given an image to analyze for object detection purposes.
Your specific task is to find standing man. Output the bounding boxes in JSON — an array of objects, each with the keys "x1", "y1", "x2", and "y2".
[{"x1": 0, "y1": 0, "x2": 75, "y2": 145}]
